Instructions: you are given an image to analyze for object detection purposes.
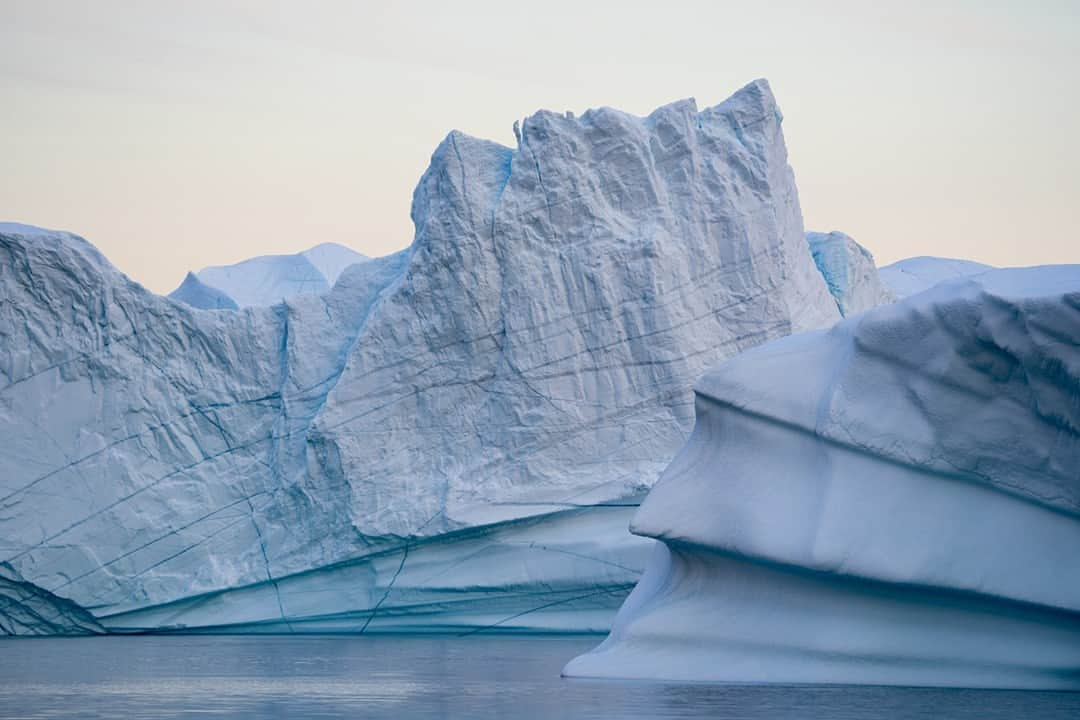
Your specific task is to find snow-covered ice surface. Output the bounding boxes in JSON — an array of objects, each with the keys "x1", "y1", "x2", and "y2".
[
  {"x1": 168, "y1": 243, "x2": 368, "y2": 309},
  {"x1": 0, "y1": 80, "x2": 859, "y2": 634},
  {"x1": 565, "y1": 265, "x2": 1080, "y2": 688},
  {"x1": 879, "y1": 255, "x2": 993, "y2": 297},
  {"x1": 806, "y1": 231, "x2": 894, "y2": 315}
]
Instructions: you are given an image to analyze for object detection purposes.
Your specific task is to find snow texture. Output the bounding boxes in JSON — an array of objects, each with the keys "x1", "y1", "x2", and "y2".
[
  {"x1": 0, "y1": 80, "x2": 853, "y2": 634},
  {"x1": 168, "y1": 243, "x2": 368, "y2": 309},
  {"x1": 565, "y1": 265, "x2": 1080, "y2": 689},
  {"x1": 806, "y1": 230, "x2": 894, "y2": 315},
  {"x1": 879, "y1": 255, "x2": 993, "y2": 298}
]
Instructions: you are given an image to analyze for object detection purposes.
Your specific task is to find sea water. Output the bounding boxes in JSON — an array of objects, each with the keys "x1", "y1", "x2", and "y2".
[{"x1": 0, "y1": 635, "x2": 1076, "y2": 719}]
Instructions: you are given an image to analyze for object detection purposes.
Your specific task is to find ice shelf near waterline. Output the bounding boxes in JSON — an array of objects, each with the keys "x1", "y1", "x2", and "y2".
[
  {"x1": 1, "y1": 80, "x2": 868, "y2": 635},
  {"x1": 565, "y1": 265, "x2": 1080, "y2": 688},
  {"x1": 99, "y1": 502, "x2": 650, "y2": 634}
]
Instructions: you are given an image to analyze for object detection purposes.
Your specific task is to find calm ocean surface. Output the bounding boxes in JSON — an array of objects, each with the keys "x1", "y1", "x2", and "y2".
[{"x1": 0, "y1": 635, "x2": 1076, "y2": 719}]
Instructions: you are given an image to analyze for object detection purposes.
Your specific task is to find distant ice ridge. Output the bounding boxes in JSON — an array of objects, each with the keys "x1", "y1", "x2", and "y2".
[
  {"x1": 0, "y1": 222, "x2": 75, "y2": 238},
  {"x1": 168, "y1": 242, "x2": 368, "y2": 308},
  {"x1": 806, "y1": 231, "x2": 894, "y2": 316},
  {"x1": 879, "y1": 255, "x2": 993, "y2": 297},
  {"x1": 1, "y1": 79, "x2": 866, "y2": 635},
  {"x1": 169, "y1": 272, "x2": 241, "y2": 310},
  {"x1": 565, "y1": 265, "x2": 1080, "y2": 689}
]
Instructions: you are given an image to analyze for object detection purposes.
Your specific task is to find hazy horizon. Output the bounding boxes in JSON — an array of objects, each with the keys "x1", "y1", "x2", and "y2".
[{"x1": 3, "y1": 0, "x2": 1077, "y2": 293}]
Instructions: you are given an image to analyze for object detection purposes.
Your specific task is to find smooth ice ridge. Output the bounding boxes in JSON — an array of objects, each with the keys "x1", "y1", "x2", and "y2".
[
  {"x1": 0, "y1": 563, "x2": 103, "y2": 636},
  {"x1": 168, "y1": 242, "x2": 368, "y2": 309},
  {"x1": 1, "y1": 80, "x2": 872, "y2": 635},
  {"x1": 879, "y1": 255, "x2": 993, "y2": 297},
  {"x1": 566, "y1": 265, "x2": 1080, "y2": 688},
  {"x1": 806, "y1": 230, "x2": 894, "y2": 316}
]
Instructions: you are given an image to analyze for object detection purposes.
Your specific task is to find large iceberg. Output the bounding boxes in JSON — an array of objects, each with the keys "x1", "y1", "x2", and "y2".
[
  {"x1": 0, "y1": 80, "x2": 855, "y2": 635},
  {"x1": 565, "y1": 265, "x2": 1080, "y2": 688},
  {"x1": 168, "y1": 242, "x2": 368, "y2": 309}
]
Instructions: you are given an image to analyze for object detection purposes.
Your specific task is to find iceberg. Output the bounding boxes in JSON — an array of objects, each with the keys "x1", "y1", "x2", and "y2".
[
  {"x1": 806, "y1": 231, "x2": 894, "y2": 316},
  {"x1": 565, "y1": 265, "x2": 1080, "y2": 688},
  {"x1": 168, "y1": 242, "x2": 368, "y2": 309},
  {"x1": 879, "y1": 255, "x2": 993, "y2": 297},
  {"x1": 1, "y1": 80, "x2": 862, "y2": 634}
]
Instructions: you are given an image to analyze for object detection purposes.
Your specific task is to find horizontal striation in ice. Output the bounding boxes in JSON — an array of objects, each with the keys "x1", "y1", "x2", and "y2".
[{"x1": 99, "y1": 503, "x2": 650, "y2": 634}]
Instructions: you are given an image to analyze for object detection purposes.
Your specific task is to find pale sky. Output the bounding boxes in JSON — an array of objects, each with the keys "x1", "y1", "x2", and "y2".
[{"x1": 2, "y1": 0, "x2": 1077, "y2": 293}]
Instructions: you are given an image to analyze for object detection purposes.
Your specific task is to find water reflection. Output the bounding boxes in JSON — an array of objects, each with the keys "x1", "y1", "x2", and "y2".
[{"x1": 0, "y1": 635, "x2": 1075, "y2": 719}]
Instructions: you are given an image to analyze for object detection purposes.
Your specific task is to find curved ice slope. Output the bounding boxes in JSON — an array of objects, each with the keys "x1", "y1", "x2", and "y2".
[
  {"x1": 806, "y1": 230, "x2": 894, "y2": 315},
  {"x1": 880, "y1": 255, "x2": 993, "y2": 297},
  {"x1": 1, "y1": 80, "x2": 848, "y2": 634},
  {"x1": 566, "y1": 266, "x2": 1080, "y2": 688},
  {"x1": 168, "y1": 242, "x2": 368, "y2": 309}
]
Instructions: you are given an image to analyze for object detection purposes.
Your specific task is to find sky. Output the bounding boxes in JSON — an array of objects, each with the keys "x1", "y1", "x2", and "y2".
[{"x1": 1, "y1": 0, "x2": 1077, "y2": 293}]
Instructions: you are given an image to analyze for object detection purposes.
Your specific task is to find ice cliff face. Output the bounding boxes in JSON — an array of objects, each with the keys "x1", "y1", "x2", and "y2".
[
  {"x1": 806, "y1": 230, "x2": 894, "y2": 315},
  {"x1": 880, "y1": 255, "x2": 993, "y2": 298},
  {"x1": 565, "y1": 265, "x2": 1080, "y2": 688},
  {"x1": 309, "y1": 79, "x2": 842, "y2": 542},
  {"x1": 168, "y1": 242, "x2": 368, "y2": 309},
  {"x1": 1, "y1": 80, "x2": 853, "y2": 634}
]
